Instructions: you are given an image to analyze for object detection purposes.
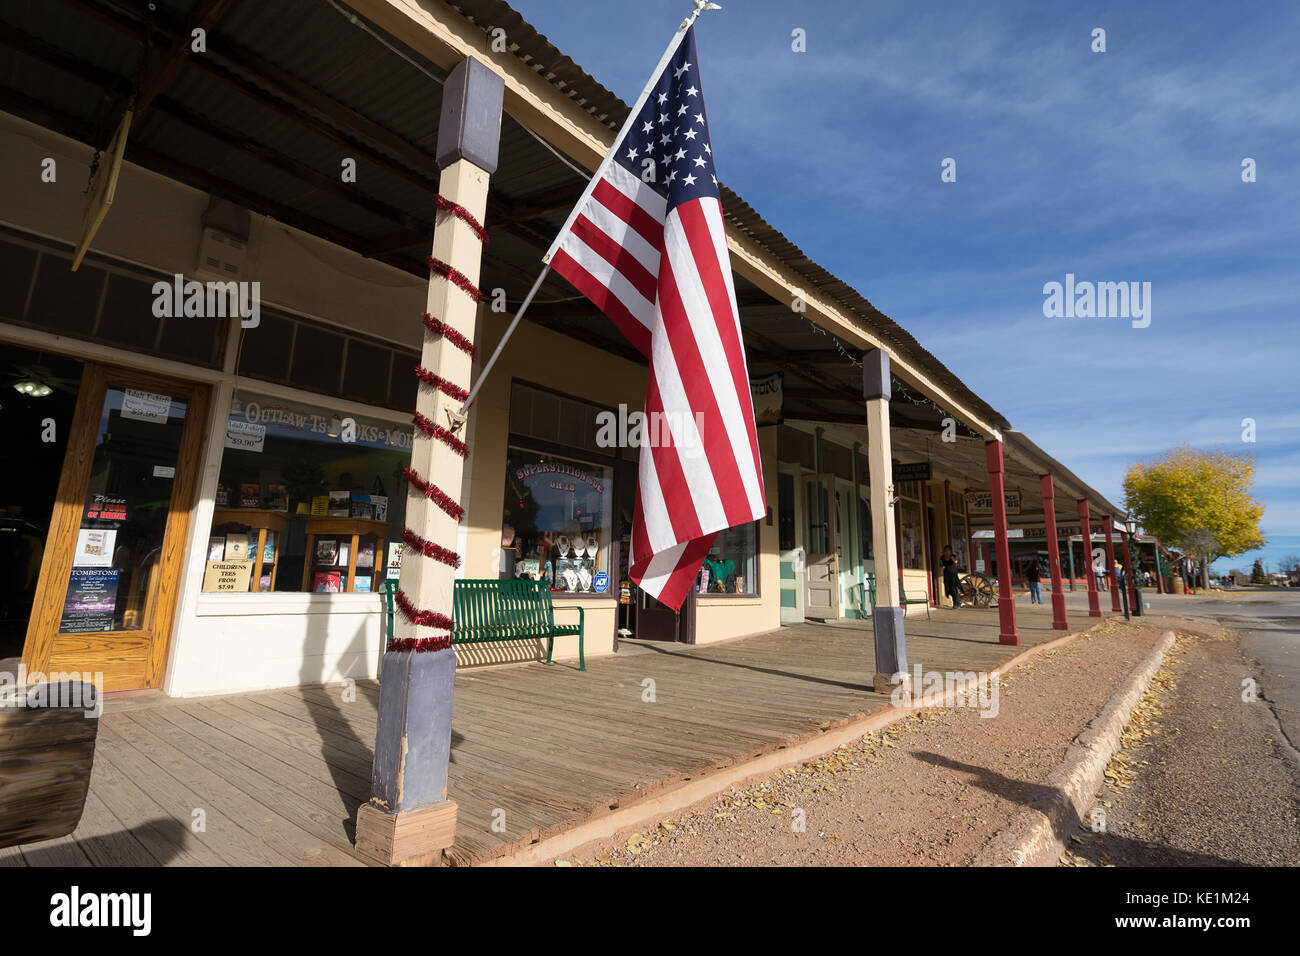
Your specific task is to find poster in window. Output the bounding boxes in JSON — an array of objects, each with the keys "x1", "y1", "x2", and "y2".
[
  {"x1": 59, "y1": 568, "x2": 120, "y2": 632},
  {"x1": 73, "y1": 528, "x2": 117, "y2": 568}
]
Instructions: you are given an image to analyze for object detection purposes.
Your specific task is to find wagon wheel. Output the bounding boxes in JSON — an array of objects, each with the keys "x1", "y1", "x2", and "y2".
[{"x1": 961, "y1": 573, "x2": 996, "y2": 607}]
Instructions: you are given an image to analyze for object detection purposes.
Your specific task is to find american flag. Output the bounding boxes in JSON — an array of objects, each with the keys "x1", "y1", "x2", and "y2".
[{"x1": 546, "y1": 25, "x2": 765, "y2": 611}]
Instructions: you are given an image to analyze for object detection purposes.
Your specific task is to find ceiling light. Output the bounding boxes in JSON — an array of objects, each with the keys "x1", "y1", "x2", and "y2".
[{"x1": 13, "y1": 380, "x2": 52, "y2": 397}]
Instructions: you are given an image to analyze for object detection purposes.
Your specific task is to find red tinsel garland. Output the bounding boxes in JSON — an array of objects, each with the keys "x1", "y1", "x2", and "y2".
[
  {"x1": 421, "y1": 311, "x2": 477, "y2": 359},
  {"x1": 392, "y1": 586, "x2": 455, "y2": 631},
  {"x1": 434, "y1": 194, "x2": 490, "y2": 246},
  {"x1": 412, "y1": 410, "x2": 469, "y2": 457},
  {"x1": 427, "y1": 255, "x2": 483, "y2": 302},
  {"x1": 402, "y1": 527, "x2": 461, "y2": 569},
  {"x1": 414, "y1": 365, "x2": 470, "y2": 402},
  {"x1": 388, "y1": 635, "x2": 453, "y2": 653},
  {"x1": 400, "y1": 465, "x2": 465, "y2": 521},
  {"x1": 390, "y1": 203, "x2": 492, "y2": 655}
]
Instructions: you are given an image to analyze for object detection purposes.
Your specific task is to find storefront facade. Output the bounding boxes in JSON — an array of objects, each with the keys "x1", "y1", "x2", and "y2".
[{"x1": 1, "y1": 0, "x2": 1130, "y2": 699}]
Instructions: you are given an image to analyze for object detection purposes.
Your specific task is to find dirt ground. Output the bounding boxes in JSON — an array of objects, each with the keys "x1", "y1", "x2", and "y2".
[{"x1": 562, "y1": 620, "x2": 1166, "y2": 866}]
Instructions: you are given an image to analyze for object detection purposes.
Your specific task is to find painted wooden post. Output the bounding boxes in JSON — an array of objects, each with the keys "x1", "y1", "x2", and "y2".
[
  {"x1": 354, "y1": 57, "x2": 504, "y2": 867},
  {"x1": 862, "y1": 350, "x2": 906, "y2": 693},
  {"x1": 1078, "y1": 500, "x2": 1101, "y2": 616},
  {"x1": 1102, "y1": 515, "x2": 1121, "y2": 612},
  {"x1": 984, "y1": 440, "x2": 1020, "y2": 645},
  {"x1": 1039, "y1": 474, "x2": 1069, "y2": 630}
]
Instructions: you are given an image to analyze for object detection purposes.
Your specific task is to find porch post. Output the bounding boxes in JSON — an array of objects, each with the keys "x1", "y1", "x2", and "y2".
[
  {"x1": 985, "y1": 440, "x2": 1020, "y2": 645},
  {"x1": 1102, "y1": 515, "x2": 1121, "y2": 612},
  {"x1": 355, "y1": 57, "x2": 504, "y2": 867},
  {"x1": 862, "y1": 350, "x2": 906, "y2": 693},
  {"x1": 1039, "y1": 474, "x2": 1069, "y2": 630},
  {"x1": 1078, "y1": 500, "x2": 1102, "y2": 616}
]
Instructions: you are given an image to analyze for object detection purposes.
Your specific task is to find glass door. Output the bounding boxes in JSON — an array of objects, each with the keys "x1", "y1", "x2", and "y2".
[{"x1": 22, "y1": 364, "x2": 209, "y2": 692}]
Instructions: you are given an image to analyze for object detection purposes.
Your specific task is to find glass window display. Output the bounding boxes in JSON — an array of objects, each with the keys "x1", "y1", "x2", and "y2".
[
  {"x1": 502, "y1": 447, "x2": 612, "y2": 595},
  {"x1": 200, "y1": 390, "x2": 408, "y2": 593},
  {"x1": 696, "y1": 521, "x2": 758, "y2": 595}
]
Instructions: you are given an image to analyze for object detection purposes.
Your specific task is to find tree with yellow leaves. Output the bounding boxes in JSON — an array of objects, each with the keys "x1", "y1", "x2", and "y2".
[{"x1": 1122, "y1": 446, "x2": 1265, "y2": 589}]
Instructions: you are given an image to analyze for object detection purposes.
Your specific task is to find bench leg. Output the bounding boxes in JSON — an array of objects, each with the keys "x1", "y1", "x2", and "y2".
[
  {"x1": 545, "y1": 635, "x2": 554, "y2": 665},
  {"x1": 578, "y1": 629, "x2": 585, "y2": 672}
]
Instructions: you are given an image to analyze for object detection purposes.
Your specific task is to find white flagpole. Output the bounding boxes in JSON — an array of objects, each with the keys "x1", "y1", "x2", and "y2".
[{"x1": 460, "y1": 1, "x2": 721, "y2": 414}]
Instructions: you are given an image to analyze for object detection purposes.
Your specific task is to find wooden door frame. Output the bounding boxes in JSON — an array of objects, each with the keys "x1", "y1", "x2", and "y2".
[{"x1": 21, "y1": 362, "x2": 210, "y2": 690}]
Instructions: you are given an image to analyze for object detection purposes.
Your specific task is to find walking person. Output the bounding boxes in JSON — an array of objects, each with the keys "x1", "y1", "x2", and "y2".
[
  {"x1": 1026, "y1": 558, "x2": 1042, "y2": 604},
  {"x1": 941, "y1": 545, "x2": 962, "y2": 609}
]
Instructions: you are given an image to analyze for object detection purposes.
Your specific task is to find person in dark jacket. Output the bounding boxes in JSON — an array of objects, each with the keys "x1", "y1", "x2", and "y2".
[
  {"x1": 940, "y1": 545, "x2": 962, "y2": 608},
  {"x1": 1026, "y1": 558, "x2": 1042, "y2": 604}
]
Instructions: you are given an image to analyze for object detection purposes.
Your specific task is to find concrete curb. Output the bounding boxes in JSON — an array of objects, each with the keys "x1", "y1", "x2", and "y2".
[
  {"x1": 972, "y1": 629, "x2": 1177, "y2": 867},
  {"x1": 473, "y1": 620, "x2": 1112, "y2": 866}
]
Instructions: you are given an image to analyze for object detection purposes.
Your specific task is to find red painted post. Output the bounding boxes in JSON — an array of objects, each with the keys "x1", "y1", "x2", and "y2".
[
  {"x1": 985, "y1": 441, "x2": 1020, "y2": 645},
  {"x1": 1039, "y1": 475, "x2": 1070, "y2": 630},
  {"x1": 1102, "y1": 515, "x2": 1121, "y2": 612},
  {"x1": 1078, "y1": 499, "x2": 1101, "y2": 617}
]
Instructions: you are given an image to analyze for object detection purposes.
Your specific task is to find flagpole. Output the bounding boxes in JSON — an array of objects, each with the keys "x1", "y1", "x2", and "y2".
[{"x1": 458, "y1": 0, "x2": 721, "y2": 415}]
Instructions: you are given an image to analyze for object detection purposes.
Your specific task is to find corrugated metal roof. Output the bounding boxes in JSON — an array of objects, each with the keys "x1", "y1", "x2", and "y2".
[{"x1": 0, "y1": 0, "x2": 1125, "y2": 511}]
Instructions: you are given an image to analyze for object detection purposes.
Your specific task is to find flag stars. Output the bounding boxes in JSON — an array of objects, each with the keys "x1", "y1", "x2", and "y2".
[
  {"x1": 683, "y1": 173, "x2": 696, "y2": 186},
  {"x1": 693, "y1": 155, "x2": 707, "y2": 167},
  {"x1": 659, "y1": 112, "x2": 669, "y2": 125},
  {"x1": 674, "y1": 61, "x2": 691, "y2": 79},
  {"x1": 657, "y1": 92, "x2": 668, "y2": 105},
  {"x1": 642, "y1": 121, "x2": 653, "y2": 135},
  {"x1": 627, "y1": 146, "x2": 639, "y2": 161},
  {"x1": 685, "y1": 85, "x2": 699, "y2": 97},
  {"x1": 675, "y1": 148, "x2": 687, "y2": 161},
  {"x1": 684, "y1": 128, "x2": 698, "y2": 140},
  {"x1": 677, "y1": 104, "x2": 688, "y2": 116},
  {"x1": 695, "y1": 113, "x2": 706, "y2": 125}
]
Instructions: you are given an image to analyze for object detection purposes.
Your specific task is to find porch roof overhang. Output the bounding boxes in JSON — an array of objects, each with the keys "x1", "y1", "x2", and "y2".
[{"x1": 0, "y1": 0, "x2": 1120, "y2": 517}]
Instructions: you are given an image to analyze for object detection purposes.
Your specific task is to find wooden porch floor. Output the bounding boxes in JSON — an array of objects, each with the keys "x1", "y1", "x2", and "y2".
[{"x1": 2, "y1": 600, "x2": 1096, "y2": 867}]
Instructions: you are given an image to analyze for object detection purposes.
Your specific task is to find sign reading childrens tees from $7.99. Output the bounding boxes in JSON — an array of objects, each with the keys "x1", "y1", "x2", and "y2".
[{"x1": 224, "y1": 395, "x2": 414, "y2": 453}]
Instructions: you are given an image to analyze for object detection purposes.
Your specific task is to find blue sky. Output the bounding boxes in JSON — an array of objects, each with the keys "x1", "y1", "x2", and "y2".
[{"x1": 509, "y1": 0, "x2": 1300, "y2": 570}]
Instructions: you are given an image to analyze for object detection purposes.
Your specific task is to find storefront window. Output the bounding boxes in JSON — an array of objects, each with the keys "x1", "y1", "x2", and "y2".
[
  {"x1": 503, "y1": 447, "x2": 613, "y2": 595},
  {"x1": 948, "y1": 489, "x2": 968, "y2": 571},
  {"x1": 899, "y1": 497, "x2": 924, "y2": 571},
  {"x1": 201, "y1": 391, "x2": 410, "y2": 594},
  {"x1": 697, "y1": 522, "x2": 758, "y2": 595}
]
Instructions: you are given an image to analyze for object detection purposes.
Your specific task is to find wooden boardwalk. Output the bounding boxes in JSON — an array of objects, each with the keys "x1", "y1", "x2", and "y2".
[{"x1": 2, "y1": 602, "x2": 1090, "y2": 867}]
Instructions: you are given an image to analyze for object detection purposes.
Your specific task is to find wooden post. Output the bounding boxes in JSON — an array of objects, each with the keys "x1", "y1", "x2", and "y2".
[
  {"x1": 1078, "y1": 500, "x2": 1102, "y2": 616},
  {"x1": 985, "y1": 440, "x2": 1019, "y2": 645},
  {"x1": 862, "y1": 350, "x2": 906, "y2": 693},
  {"x1": 355, "y1": 56, "x2": 503, "y2": 867},
  {"x1": 1102, "y1": 515, "x2": 1121, "y2": 612},
  {"x1": 1039, "y1": 474, "x2": 1069, "y2": 630}
]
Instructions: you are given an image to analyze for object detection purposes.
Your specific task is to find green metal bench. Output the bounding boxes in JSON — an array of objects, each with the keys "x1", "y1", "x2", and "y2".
[
  {"x1": 899, "y1": 575, "x2": 931, "y2": 620},
  {"x1": 383, "y1": 579, "x2": 585, "y2": 670}
]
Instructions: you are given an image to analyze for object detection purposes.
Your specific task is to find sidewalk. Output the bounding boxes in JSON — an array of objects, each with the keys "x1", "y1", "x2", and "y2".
[{"x1": 5, "y1": 600, "x2": 1109, "y2": 867}]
